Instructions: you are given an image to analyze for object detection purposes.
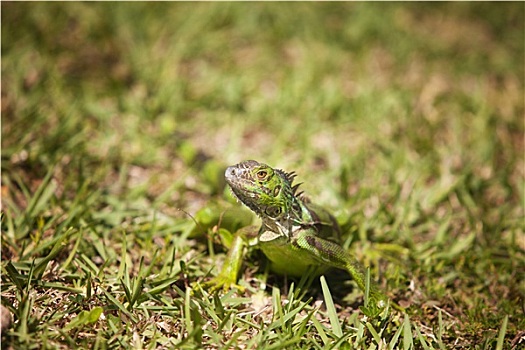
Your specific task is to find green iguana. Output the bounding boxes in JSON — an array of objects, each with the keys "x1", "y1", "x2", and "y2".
[{"x1": 202, "y1": 160, "x2": 389, "y2": 315}]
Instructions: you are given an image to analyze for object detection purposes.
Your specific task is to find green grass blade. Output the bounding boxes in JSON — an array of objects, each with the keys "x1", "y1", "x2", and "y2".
[
  {"x1": 496, "y1": 315, "x2": 508, "y2": 350},
  {"x1": 320, "y1": 275, "x2": 343, "y2": 337}
]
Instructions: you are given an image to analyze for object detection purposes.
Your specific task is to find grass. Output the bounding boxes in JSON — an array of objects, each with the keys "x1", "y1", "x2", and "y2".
[{"x1": 1, "y1": 2, "x2": 524, "y2": 349}]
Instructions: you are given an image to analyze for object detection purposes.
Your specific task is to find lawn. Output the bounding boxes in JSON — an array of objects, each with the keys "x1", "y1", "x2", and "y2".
[{"x1": 1, "y1": 2, "x2": 524, "y2": 349}]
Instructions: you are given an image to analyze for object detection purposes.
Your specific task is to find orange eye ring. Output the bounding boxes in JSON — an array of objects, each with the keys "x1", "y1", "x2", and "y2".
[{"x1": 256, "y1": 170, "x2": 267, "y2": 179}]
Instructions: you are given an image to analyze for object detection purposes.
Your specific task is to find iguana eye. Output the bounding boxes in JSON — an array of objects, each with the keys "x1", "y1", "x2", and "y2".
[{"x1": 256, "y1": 170, "x2": 268, "y2": 179}]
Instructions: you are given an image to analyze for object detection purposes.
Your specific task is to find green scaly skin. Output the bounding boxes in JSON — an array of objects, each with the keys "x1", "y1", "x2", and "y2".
[{"x1": 203, "y1": 160, "x2": 390, "y2": 316}]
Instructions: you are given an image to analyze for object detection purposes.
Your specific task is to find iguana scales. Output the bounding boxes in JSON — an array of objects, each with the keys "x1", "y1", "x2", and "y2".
[{"x1": 203, "y1": 160, "x2": 389, "y2": 315}]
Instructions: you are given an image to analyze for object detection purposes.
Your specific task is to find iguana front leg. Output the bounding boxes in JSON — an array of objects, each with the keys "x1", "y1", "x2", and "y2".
[
  {"x1": 200, "y1": 225, "x2": 258, "y2": 292},
  {"x1": 294, "y1": 230, "x2": 389, "y2": 315}
]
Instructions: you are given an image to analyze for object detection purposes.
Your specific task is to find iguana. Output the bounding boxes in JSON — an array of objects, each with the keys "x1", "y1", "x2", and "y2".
[{"x1": 202, "y1": 160, "x2": 389, "y2": 316}]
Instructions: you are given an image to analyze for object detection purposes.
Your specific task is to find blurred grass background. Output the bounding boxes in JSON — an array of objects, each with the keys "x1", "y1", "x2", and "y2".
[{"x1": 2, "y1": 2, "x2": 524, "y2": 349}]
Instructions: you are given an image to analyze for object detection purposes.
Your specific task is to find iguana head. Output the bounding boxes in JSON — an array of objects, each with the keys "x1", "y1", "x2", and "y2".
[{"x1": 225, "y1": 160, "x2": 301, "y2": 220}]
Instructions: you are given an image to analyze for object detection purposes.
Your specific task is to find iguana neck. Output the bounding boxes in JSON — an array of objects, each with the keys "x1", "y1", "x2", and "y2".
[{"x1": 260, "y1": 195, "x2": 311, "y2": 239}]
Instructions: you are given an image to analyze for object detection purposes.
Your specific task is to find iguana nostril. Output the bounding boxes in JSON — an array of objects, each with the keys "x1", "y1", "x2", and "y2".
[{"x1": 225, "y1": 166, "x2": 237, "y2": 181}]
